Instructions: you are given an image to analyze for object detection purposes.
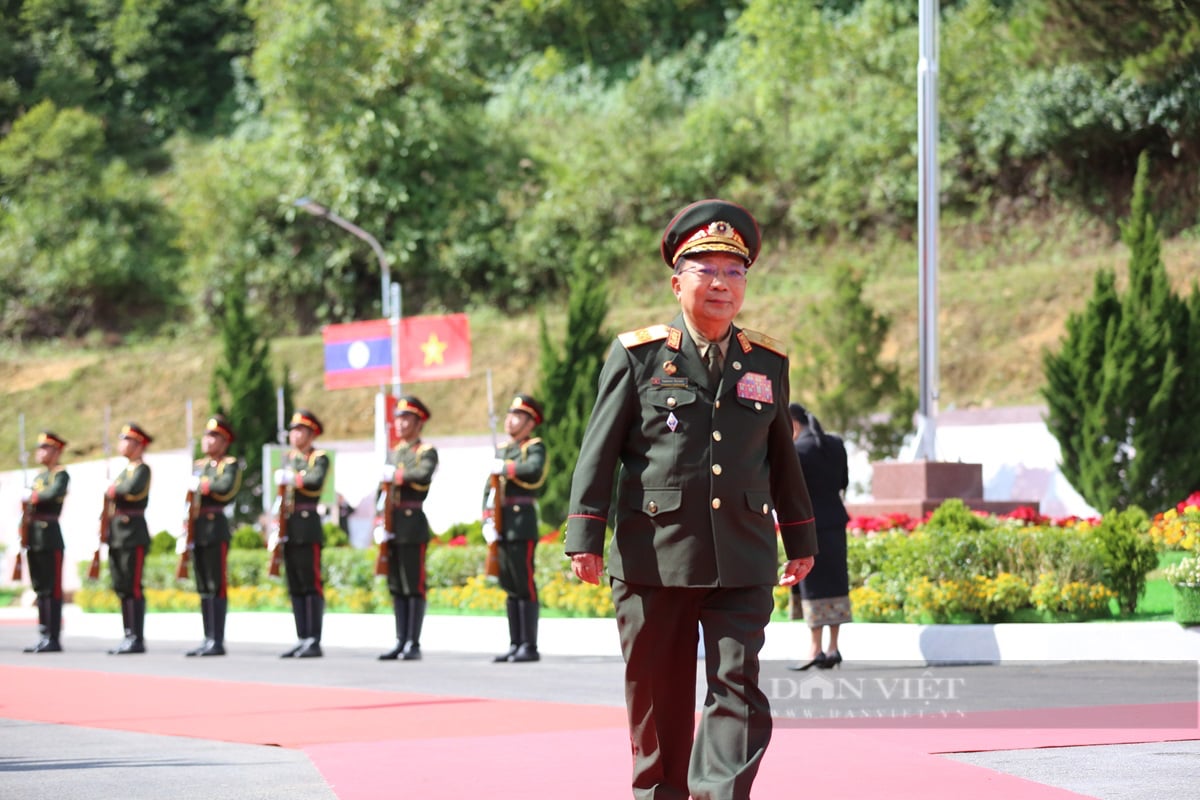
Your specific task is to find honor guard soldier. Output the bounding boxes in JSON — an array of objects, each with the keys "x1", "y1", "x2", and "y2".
[
  {"x1": 108, "y1": 423, "x2": 154, "y2": 655},
  {"x1": 21, "y1": 431, "x2": 70, "y2": 653},
  {"x1": 184, "y1": 414, "x2": 242, "y2": 657},
  {"x1": 376, "y1": 395, "x2": 439, "y2": 660},
  {"x1": 276, "y1": 409, "x2": 330, "y2": 658},
  {"x1": 565, "y1": 199, "x2": 818, "y2": 800},
  {"x1": 484, "y1": 394, "x2": 548, "y2": 663}
]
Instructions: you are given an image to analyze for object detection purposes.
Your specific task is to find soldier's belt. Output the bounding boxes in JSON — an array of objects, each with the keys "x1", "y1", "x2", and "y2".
[
  {"x1": 199, "y1": 505, "x2": 227, "y2": 514},
  {"x1": 394, "y1": 501, "x2": 424, "y2": 509},
  {"x1": 114, "y1": 509, "x2": 145, "y2": 517},
  {"x1": 292, "y1": 502, "x2": 320, "y2": 512},
  {"x1": 506, "y1": 498, "x2": 536, "y2": 508},
  {"x1": 31, "y1": 513, "x2": 61, "y2": 522}
]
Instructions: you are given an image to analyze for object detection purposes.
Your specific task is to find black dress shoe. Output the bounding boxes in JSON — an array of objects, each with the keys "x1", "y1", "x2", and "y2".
[
  {"x1": 280, "y1": 641, "x2": 305, "y2": 658},
  {"x1": 186, "y1": 640, "x2": 211, "y2": 657},
  {"x1": 817, "y1": 651, "x2": 842, "y2": 669},
  {"x1": 378, "y1": 642, "x2": 404, "y2": 661},
  {"x1": 493, "y1": 645, "x2": 518, "y2": 663},
  {"x1": 788, "y1": 653, "x2": 828, "y2": 671},
  {"x1": 198, "y1": 641, "x2": 226, "y2": 656}
]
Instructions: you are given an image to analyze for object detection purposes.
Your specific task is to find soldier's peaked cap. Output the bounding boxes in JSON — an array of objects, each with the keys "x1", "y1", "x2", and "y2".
[
  {"x1": 394, "y1": 395, "x2": 431, "y2": 421},
  {"x1": 661, "y1": 199, "x2": 762, "y2": 268},
  {"x1": 119, "y1": 422, "x2": 153, "y2": 446},
  {"x1": 37, "y1": 431, "x2": 67, "y2": 449},
  {"x1": 288, "y1": 409, "x2": 324, "y2": 436},
  {"x1": 509, "y1": 394, "x2": 544, "y2": 426},
  {"x1": 205, "y1": 414, "x2": 235, "y2": 442}
]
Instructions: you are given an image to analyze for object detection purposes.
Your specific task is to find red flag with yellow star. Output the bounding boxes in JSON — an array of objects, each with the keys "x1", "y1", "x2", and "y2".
[{"x1": 398, "y1": 313, "x2": 471, "y2": 383}]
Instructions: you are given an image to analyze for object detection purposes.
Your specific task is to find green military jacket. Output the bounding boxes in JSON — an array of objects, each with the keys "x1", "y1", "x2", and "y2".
[
  {"x1": 484, "y1": 437, "x2": 547, "y2": 542},
  {"x1": 109, "y1": 461, "x2": 151, "y2": 549},
  {"x1": 565, "y1": 314, "x2": 818, "y2": 587},
  {"x1": 193, "y1": 455, "x2": 242, "y2": 546},
  {"x1": 383, "y1": 439, "x2": 438, "y2": 544},
  {"x1": 284, "y1": 448, "x2": 329, "y2": 546},
  {"x1": 28, "y1": 466, "x2": 69, "y2": 551}
]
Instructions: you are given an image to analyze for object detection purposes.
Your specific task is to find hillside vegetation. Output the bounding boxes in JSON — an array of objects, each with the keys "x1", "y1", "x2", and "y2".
[
  {"x1": 3, "y1": 0, "x2": 1200, "y2": 467},
  {"x1": 3, "y1": 207, "x2": 1198, "y2": 469}
]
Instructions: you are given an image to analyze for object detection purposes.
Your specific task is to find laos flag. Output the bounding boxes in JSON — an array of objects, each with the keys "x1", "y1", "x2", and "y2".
[{"x1": 322, "y1": 319, "x2": 394, "y2": 389}]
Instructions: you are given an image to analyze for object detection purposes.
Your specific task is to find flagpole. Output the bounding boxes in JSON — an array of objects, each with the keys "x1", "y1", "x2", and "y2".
[{"x1": 390, "y1": 281, "x2": 402, "y2": 397}]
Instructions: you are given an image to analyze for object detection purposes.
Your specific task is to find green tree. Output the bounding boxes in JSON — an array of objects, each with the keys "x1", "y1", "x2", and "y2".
[
  {"x1": 534, "y1": 251, "x2": 613, "y2": 527},
  {"x1": 0, "y1": 100, "x2": 182, "y2": 338},
  {"x1": 790, "y1": 266, "x2": 916, "y2": 460},
  {"x1": 1043, "y1": 152, "x2": 1200, "y2": 511},
  {"x1": 208, "y1": 271, "x2": 286, "y2": 523}
]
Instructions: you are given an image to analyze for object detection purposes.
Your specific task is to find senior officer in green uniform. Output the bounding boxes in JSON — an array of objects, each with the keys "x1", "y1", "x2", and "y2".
[
  {"x1": 184, "y1": 414, "x2": 242, "y2": 657},
  {"x1": 484, "y1": 394, "x2": 548, "y2": 663},
  {"x1": 21, "y1": 431, "x2": 70, "y2": 653},
  {"x1": 377, "y1": 395, "x2": 439, "y2": 661},
  {"x1": 107, "y1": 422, "x2": 154, "y2": 655},
  {"x1": 276, "y1": 409, "x2": 330, "y2": 658},
  {"x1": 565, "y1": 199, "x2": 818, "y2": 800}
]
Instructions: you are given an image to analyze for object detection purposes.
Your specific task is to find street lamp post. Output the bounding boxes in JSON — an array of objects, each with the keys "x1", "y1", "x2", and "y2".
[{"x1": 294, "y1": 197, "x2": 392, "y2": 319}]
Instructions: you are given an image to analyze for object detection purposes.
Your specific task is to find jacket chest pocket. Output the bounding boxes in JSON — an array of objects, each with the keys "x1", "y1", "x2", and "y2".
[{"x1": 646, "y1": 386, "x2": 698, "y2": 421}]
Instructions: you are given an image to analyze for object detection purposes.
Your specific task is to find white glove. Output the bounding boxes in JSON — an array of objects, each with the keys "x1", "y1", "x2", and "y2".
[
  {"x1": 20, "y1": 487, "x2": 34, "y2": 503},
  {"x1": 373, "y1": 525, "x2": 393, "y2": 544},
  {"x1": 489, "y1": 458, "x2": 507, "y2": 476},
  {"x1": 175, "y1": 536, "x2": 189, "y2": 555},
  {"x1": 274, "y1": 468, "x2": 295, "y2": 487},
  {"x1": 188, "y1": 475, "x2": 203, "y2": 492},
  {"x1": 267, "y1": 528, "x2": 281, "y2": 551},
  {"x1": 380, "y1": 464, "x2": 397, "y2": 483},
  {"x1": 482, "y1": 517, "x2": 499, "y2": 544}
]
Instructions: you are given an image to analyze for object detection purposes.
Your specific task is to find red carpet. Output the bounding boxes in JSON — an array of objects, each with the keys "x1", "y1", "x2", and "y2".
[{"x1": 2, "y1": 664, "x2": 1196, "y2": 800}]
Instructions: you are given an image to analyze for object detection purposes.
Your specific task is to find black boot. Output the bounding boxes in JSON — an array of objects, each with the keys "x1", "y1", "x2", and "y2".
[
  {"x1": 40, "y1": 597, "x2": 63, "y2": 652},
  {"x1": 127, "y1": 598, "x2": 147, "y2": 653},
  {"x1": 494, "y1": 597, "x2": 520, "y2": 662},
  {"x1": 296, "y1": 595, "x2": 323, "y2": 658},
  {"x1": 200, "y1": 597, "x2": 227, "y2": 656},
  {"x1": 281, "y1": 595, "x2": 307, "y2": 657},
  {"x1": 378, "y1": 596, "x2": 409, "y2": 660},
  {"x1": 401, "y1": 597, "x2": 425, "y2": 661},
  {"x1": 511, "y1": 599, "x2": 540, "y2": 663},
  {"x1": 24, "y1": 597, "x2": 56, "y2": 653},
  {"x1": 108, "y1": 598, "x2": 136, "y2": 654},
  {"x1": 186, "y1": 597, "x2": 213, "y2": 656}
]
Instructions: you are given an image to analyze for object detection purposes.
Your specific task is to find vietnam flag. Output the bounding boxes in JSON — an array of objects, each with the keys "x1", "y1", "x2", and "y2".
[
  {"x1": 322, "y1": 314, "x2": 472, "y2": 390},
  {"x1": 398, "y1": 313, "x2": 471, "y2": 383}
]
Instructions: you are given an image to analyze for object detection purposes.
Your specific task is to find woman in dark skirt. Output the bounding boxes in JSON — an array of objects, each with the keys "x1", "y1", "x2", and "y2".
[{"x1": 788, "y1": 404, "x2": 852, "y2": 670}]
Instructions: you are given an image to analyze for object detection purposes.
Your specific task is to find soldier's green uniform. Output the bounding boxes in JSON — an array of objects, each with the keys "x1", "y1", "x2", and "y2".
[
  {"x1": 278, "y1": 409, "x2": 330, "y2": 658},
  {"x1": 22, "y1": 431, "x2": 69, "y2": 653},
  {"x1": 185, "y1": 414, "x2": 242, "y2": 657},
  {"x1": 108, "y1": 422, "x2": 154, "y2": 655},
  {"x1": 565, "y1": 200, "x2": 818, "y2": 800},
  {"x1": 486, "y1": 394, "x2": 548, "y2": 663},
  {"x1": 377, "y1": 395, "x2": 438, "y2": 661}
]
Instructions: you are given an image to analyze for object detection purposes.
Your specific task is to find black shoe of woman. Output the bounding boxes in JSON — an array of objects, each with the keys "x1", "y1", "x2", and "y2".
[
  {"x1": 788, "y1": 652, "x2": 828, "y2": 671},
  {"x1": 816, "y1": 650, "x2": 842, "y2": 669}
]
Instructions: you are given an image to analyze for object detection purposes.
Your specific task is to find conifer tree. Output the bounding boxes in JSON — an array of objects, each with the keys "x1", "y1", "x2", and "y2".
[
  {"x1": 791, "y1": 266, "x2": 916, "y2": 460},
  {"x1": 209, "y1": 274, "x2": 285, "y2": 524},
  {"x1": 1043, "y1": 152, "x2": 1200, "y2": 511},
  {"x1": 535, "y1": 252, "x2": 612, "y2": 528}
]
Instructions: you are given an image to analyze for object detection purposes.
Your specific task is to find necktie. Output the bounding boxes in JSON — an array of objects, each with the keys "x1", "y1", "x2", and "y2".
[{"x1": 705, "y1": 345, "x2": 722, "y2": 388}]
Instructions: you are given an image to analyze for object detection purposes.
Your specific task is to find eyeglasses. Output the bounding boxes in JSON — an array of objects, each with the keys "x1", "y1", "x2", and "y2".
[{"x1": 679, "y1": 265, "x2": 748, "y2": 284}]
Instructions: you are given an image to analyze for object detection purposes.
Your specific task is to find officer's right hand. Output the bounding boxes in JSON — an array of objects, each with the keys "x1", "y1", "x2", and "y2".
[
  {"x1": 380, "y1": 465, "x2": 397, "y2": 484},
  {"x1": 273, "y1": 468, "x2": 295, "y2": 487}
]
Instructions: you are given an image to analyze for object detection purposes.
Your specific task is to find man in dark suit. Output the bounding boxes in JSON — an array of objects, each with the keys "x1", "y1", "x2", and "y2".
[
  {"x1": 276, "y1": 409, "x2": 330, "y2": 658},
  {"x1": 565, "y1": 199, "x2": 818, "y2": 800},
  {"x1": 485, "y1": 394, "x2": 548, "y2": 663},
  {"x1": 108, "y1": 422, "x2": 154, "y2": 655},
  {"x1": 185, "y1": 414, "x2": 242, "y2": 657},
  {"x1": 22, "y1": 431, "x2": 70, "y2": 653},
  {"x1": 377, "y1": 395, "x2": 439, "y2": 661}
]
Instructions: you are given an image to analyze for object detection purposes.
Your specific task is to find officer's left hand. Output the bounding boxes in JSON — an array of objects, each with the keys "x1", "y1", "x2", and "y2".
[
  {"x1": 489, "y1": 458, "x2": 507, "y2": 476},
  {"x1": 571, "y1": 553, "x2": 605, "y2": 586},
  {"x1": 779, "y1": 557, "x2": 815, "y2": 586}
]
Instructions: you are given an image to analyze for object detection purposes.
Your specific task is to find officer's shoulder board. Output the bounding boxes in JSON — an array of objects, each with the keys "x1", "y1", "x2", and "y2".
[
  {"x1": 309, "y1": 449, "x2": 328, "y2": 464},
  {"x1": 416, "y1": 442, "x2": 435, "y2": 455},
  {"x1": 618, "y1": 324, "x2": 671, "y2": 349},
  {"x1": 740, "y1": 328, "x2": 788, "y2": 357},
  {"x1": 221, "y1": 455, "x2": 238, "y2": 466}
]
